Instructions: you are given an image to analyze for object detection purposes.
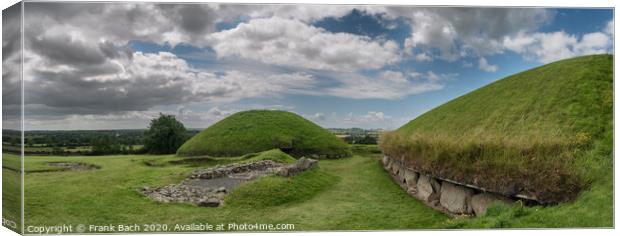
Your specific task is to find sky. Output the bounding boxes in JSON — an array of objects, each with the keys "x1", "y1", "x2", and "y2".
[{"x1": 1, "y1": 3, "x2": 614, "y2": 130}]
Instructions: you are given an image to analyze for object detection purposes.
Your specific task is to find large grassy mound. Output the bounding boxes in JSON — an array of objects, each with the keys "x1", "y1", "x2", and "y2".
[
  {"x1": 380, "y1": 55, "x2": 612, "y2": 204},
  {"x1": 177, "y1": 110, "x2": 351, "y2": 158}
]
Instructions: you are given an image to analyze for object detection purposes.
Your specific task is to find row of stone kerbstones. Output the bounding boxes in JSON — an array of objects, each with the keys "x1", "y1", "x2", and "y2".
[{"x1": 382, "y1": 156, "x2": 514, "y2": 216}]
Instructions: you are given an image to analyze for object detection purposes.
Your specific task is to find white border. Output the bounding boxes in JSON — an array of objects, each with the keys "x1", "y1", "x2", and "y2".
[{"x1": 0, "y1": 1, "x2": 617, "y2": 236}]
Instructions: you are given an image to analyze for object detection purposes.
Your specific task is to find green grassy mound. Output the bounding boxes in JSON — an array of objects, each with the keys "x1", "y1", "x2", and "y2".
[
  {"x1": 240, "y1": 149, "x2": 297, "y2": 164},
  {"x1": 142, "y1": 149, "x2": 296, "y2": 167},
  {"x1": 380, "y1": 55, "x2": 612, "y2": 204},
  {"x1": 225, "y1": 169, "x2": 338, "y2": 208},
  {"x1": 177, "y1": 110, "x2": 351, "y2": 158}
]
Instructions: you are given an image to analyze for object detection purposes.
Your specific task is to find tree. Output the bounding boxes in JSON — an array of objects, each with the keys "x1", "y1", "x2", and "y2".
[
  {"x1": 91, "y1": 135, "x2": 120, "y2": 155},
  {"x1": 144, "y1": 113, "x2": 188, "y2": 154}
]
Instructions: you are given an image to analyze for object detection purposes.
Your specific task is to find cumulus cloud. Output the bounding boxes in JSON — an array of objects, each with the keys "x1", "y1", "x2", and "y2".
[
  {"x1": 324, "y1": 70, "x2": 453, "y2": 100},
  {"x1": 414, "y1": 52, "x2": 433, "y2": 62},
  {"x1": 478, "y1": 57, "x2": 498, "y2": 72},
  {"x1": 371, "y1": 7, "x2": 611, "y2": 65},
  {"x1": 242, "y1": 4, "x2": 355, "y2": 22},
  {"x1": 311, "y1": 113, "x2": 326, "y2": 121},
  {"x1": 23, "y1": 49, "x2": 317, "y2": 116},
  {"x1": 207, "y1": 17, "x2": 401, "y2": 71},
  {"x1": 503, "y1": 30, "x2": 613, "y2": 63},
  {"x1": 2, "y1": 3, "x2": 22, "y2": 130},
  {"x1": 396, "y1": 8, "x2": 552, "y2": 60},
  {"x1": 23, "y1": 3, "x2": 357, "y2": 49},
  {"x1": 344, "y1": 111, "x2": 392, "y2": 125}
]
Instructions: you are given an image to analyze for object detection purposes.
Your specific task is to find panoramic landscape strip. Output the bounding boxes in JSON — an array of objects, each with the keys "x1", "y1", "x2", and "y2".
[{"x1": 1, "y1": 1, "x2": 614, "y2": 234}]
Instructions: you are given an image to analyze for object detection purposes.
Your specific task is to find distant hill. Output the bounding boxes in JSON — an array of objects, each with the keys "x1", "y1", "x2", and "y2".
[
  {"x1": 380, "y1": 55, "x2": 613, "y2": 203},
  {"x1": 177, "y1": 110, "x2": 352, "y2": 158}
]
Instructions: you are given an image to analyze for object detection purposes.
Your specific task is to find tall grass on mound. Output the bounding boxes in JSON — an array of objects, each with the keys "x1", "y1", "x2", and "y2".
[
  {"x1": 447, "y1": 127, "x2": 613, "y2": 228},
  {"x1": 381, "y1": 131, "x2": 585, "y2": 203},
  {"x1": 177, "y1": 110, "x2": 351, "y2": 158},
  {"x1": 380, "y1": 54, "x2": 612, "y2": 204}
]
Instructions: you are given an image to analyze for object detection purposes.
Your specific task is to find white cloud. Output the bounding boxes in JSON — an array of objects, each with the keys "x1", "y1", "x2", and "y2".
[
  {"x1": 605, "y1": 20, "x2": 614, "y2": 36},
  {"x1": 345, "y1": 111, "x2": 391, "y2": 124},
  {"x1": 397, "y1": 8, "x2": 552, "y2": 60},
  {"x1": 207, "y1": 17, "x2": 401, "y2": 71},
  {"x1": 414, "y1": 52, "x2": 433, "y2": 62},
  {"x1": 503, "y1": 30, "x2": 612, "y2": 63},
  {"x1": 243, "y1": 5, "x2": 355, "y2": 22},
  {"x1": 323, "y1": 70, "x2": 453, "y2": 100},
  {"x1": 404, "y1": 11, "x2": 459, "y2": 60},
  {"x1": 424, "y1": 71, "x2": 458, "y2": 82},
  {"x1": 177, "y1": 106, "x2": 236, "y2": 127},
  {"x1": 312, "y1": 112, "x2": 326, "y2": 121},
  {"x1": 478, "y1": 57, "x2": 498, "y2": 72},
  {"x1": 24, "y1": 50, "x2": 318, "y2": 114}
]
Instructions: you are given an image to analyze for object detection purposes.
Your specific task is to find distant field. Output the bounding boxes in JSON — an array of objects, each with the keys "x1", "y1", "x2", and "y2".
[{"x1": 3, "y1": 145, "x2": 145, "y2": 155}]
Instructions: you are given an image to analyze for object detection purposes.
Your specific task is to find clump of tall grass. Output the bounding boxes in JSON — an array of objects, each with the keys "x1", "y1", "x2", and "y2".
[{"x1": 379, "y1": 131, "x2": 588, "y2": 203}]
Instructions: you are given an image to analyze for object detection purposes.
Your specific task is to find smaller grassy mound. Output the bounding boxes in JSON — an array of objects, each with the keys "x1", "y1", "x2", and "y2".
[
  {"x1": 225, "y1": 169, "x2": 338, "y2": 208},
  {"x1": 241, "y1": 149, "x2": 297, "y2": 164},
  {"x1": 177, "y1": 110, "x2": 351, "y2": 158},
  {"x1": 143, "y1": 149, "x2": 296, "y2": 167}
]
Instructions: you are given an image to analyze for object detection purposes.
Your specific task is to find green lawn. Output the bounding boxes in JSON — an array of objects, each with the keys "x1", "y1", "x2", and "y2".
[
  {"x1": 15, "y1": 150, "x2": 447, "y2": 232},
  {"x1": 2, "y1": 161, "x2": 21, "y2": 233}
]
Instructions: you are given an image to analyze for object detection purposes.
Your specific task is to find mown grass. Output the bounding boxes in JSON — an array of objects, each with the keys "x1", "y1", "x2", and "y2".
[
  {"x1": 380, "y1": 54, "x2": 613, "y2": 204},
  {"x1": 13, "y1": 150, "x2": 448, "y2": 232},
  {"x1": 226, "y1": 169, "x2": 338, "y2": 208},
  {"x1": 3, "y1": 153, "x2": 78, "y2": 172},
  {"x1": 2, "y1": 153, "x2": 22, "y2": 233},
  {"x1": 177, "y1": 110, "x2": 351, "y2": 158}
]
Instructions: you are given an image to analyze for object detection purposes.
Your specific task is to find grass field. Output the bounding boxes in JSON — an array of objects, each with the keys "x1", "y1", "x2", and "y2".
[
  {"x1": 2, "y1": 158, "x2": 21, "y2": 233},
  {"x1": 6, "y1": 147, "x2": 450, "y2": 232}
]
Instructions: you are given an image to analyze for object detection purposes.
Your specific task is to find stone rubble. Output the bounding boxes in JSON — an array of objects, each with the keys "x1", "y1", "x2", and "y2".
[
  {"x1": 47, "y1": 162, "x2": 99, "y2": 171},
  {"x1": 141, "y1": 157, "x2": 319, "y2": 207}
]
